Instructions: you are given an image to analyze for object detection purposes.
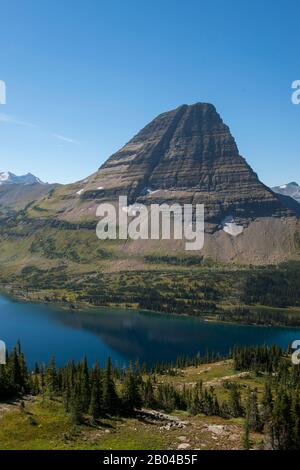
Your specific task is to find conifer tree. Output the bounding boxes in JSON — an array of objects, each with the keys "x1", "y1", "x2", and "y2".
[
  {"x1": 291, "y1": 391, "x2": 300, "y2": 449},
  {"x1": 272, "y1": 389, "x2": 292, "y2": 449},
  {"x1": 243, "y1": 419, "x2": 250, "y2": 450},
  {"x1": 142, "y1": 377, "x2": 155, "y2": 409},
  {"x1": 69, "y1": 389, "x2": 82, "y2": 425},
  {"x1": 9, "y1": 347, "x2": 22, "y2": 394},
  {"x1": 122, "y1": 363, "x2": 142, "y2": 413},
  {"x1": 228, "y1": 383, "x2": 243, "y2": 417},
  {"x1": 102, "y1": 357, "x2": 119, "y2": 415},
  {"x1": 62, "y1": 361, "x2": 75, "y2": 413},
  {"x1": 245, "y1": 388, "x2": 261, "y2": 432},
  {"x1": 45, "y1": 355, "x2": 58, "y2": 398},
  {"x1": 89, "y1": 362, "x2": 102, "y2": 420},
  {"x1": 79, "y1": 357, "x2": 90, "y2": 413},
  {"x1": 262, "y1": 383, "x2": 273, "y2": 422},
  {"x1": 33, "y1": 373, "x2": 40, "y2": 395}
]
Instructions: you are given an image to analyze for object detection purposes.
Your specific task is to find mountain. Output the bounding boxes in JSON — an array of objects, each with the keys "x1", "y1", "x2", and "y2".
[
  {"x1": 1, "y1": 103, "x2": 299, "y2": 266},
  {"x1": 0, "y1": 171, "x2": 58, "y2": 211},
  {"x1": 272, "y1": 182, "x2": 300, "y2": 204},
  {"x1": 80, "y1": 103, "x2": 294, "y2": 226},
  {"x1": 0, "y1": 171, "x2": 43, "y2": 185},
  {"x1": 37, "y1": 104, "x2": 297, "y2": 224}
]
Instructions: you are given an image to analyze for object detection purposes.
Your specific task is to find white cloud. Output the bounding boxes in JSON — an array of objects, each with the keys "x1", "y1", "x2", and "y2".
[
  {"x1": 52, "y1": 134, "x2": 79, "y2": 144},
  {"x1": 0, "y1": 113, "x2": 78, "y2": 144}
]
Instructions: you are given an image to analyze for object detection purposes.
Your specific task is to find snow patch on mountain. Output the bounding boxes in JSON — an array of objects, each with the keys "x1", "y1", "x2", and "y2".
[
  {"x1": 222, "y1": 216, "x2": 244, "y2": 236},
  {"x1": 0, "y1": 171, "x2": 43, "y2": 185},
  {"x1": 0, "y1": 172, "x2": 10, "y2": 182}
]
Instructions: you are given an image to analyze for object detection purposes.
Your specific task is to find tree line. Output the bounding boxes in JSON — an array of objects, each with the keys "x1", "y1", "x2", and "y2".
[{"x1": 242, "y1": 262, "x2": 300, "y2": 308}]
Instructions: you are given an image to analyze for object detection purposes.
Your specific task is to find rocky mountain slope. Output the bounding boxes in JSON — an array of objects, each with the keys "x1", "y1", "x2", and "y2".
[
  {"x1": 89, "y1": 103, "x2": 286, "y2": 223},
  {"x1": 45, "y1": 104, "x2": 294, "y2": 226}
]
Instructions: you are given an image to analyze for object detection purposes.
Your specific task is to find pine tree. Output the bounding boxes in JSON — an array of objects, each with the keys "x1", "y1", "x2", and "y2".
[
  {"x1": 243, "y1": 418, "x2": 250, "y2": 450},
  {"x1": 102, "y1": 357, "x2": 119, "y2": 415},
  {"x1": 33, "y1": 373, "x2": 40, "y2": 395},
  {"x1": 62, "y1": 361, "x2": 75, "y2": 413},
  {"x1": 89, "y1": 362, "x2": 102, "y2": 421},
  {"x1": 272, "y1": 389, "x2": 292, "y2": 449},
  {"x1": 142, "y1": 377, "x2": 155, "y2": 409},
  {"x1": 228, "y1": 383, "x2": 243, "y2": 417},
  {"x1": 8, "y1": 347, "x2": 22, "y2": 395},
  {"x1": 291, "y1": 391, "x2": 300, "y2": 449},
  {"x1": 69, "y1": 389, "x2": 82, "y2": 425},
  {"x1": 0, "y1": 363, "x2": 10, "y2": 400},
  {"x1": 79, "y1": 357, "x2": 90, "y2": 413},
  {"x1": 18, "y1": 350, "x2": 29, "y2": 393},
  {"x1": 122, "y1": 364, "x2": 142, "y2": 414},
  {"x1": 262, "y1": 383, "x2": 273, "y2": 422},
  {"x1": 45, "y1": 355, "x2": 58, "y2": 399},
  {"x1": 245, "y1": 388, "x2": 261, "y2": 432}
]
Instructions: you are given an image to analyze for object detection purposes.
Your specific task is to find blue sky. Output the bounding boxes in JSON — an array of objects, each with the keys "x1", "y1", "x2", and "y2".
[{"x1": 0, "y1": 0, "x2": 299, "y2": 186}]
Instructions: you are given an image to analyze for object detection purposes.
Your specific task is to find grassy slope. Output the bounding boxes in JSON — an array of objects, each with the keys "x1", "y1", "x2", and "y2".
[{"x1": 0, "y1": 360, "x2": 267, "y2": 450}]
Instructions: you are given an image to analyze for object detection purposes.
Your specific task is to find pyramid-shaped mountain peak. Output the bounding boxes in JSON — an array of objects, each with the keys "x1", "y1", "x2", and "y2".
[
  {"x1": 81, "y1": 102, "x2": 291, "y2": 225},
  {"x1": 20, "y1": 102, "x2": 299, "y2": 264}
]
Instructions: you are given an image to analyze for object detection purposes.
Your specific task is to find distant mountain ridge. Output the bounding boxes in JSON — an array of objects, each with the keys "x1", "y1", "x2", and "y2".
[
  {"x1": 0, "y1": 171, "x2": 43, "y2": 185},
  {"x1": 0, "y1": 171, "x2": 58, "y2": 211},
  {"x1": 272, "y1": 182, "x2": 300, "y2": 204}
]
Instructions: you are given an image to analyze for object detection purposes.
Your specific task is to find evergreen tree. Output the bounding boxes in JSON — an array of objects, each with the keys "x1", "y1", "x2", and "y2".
[
  {"x1": 245, "y1": 388, "x2": 261, "y2": 432},
  {"x1": 69, "y1": 389, "x2": 82, "y2": 425},
  {"x1": 8, "y1": 347, "x2": 22, "y2": 394},
  {"x1": 79, "y1": 357, "x2": 90, "y2": 413},
  {"x1": 262, "y1": 383, "x2": 273, "y2": 422},
  {"x1": 45, "y1": 355, "x2": 58, "y2": 399},
  {"x1": 89, "y1": 362, "x2": 102, "y2": 420},
  {"x1": 33, "y1": 373, "x2": 40, "y2": 395},
  {"x1": 142, "y1": 377, "x2": 155, "y2": 409},
  {"x1": 272, "y1": 389, "x2": 293, "y2": 449},
  {"x1": 188, "y1": 381, "x2": 204, "y2": 415},
  {"x1": 291, "y1": 391, "x2": 300, "y2": 449},
  {"x1": 102, "y1": 357, "x2": 119, "y2": 415},
  {"x1": 227, "y1": 383, "x2": 243, "y2": 417},
  {"x1": 243, "y1": 419, "x2": 250, "y2": 450},
  {"x1": 122, "y1": 363, "x2": 142, "y2": 414}
]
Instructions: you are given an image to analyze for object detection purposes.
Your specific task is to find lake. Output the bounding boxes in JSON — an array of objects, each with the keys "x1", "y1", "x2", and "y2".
[{"x1": 0, "y1": 295, "x2": 299, "y2": 368}]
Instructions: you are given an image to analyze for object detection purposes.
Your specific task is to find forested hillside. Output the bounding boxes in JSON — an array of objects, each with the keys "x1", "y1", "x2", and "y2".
[{"x1": 1, "y1": 344, "x2": 299, "y2": 450}]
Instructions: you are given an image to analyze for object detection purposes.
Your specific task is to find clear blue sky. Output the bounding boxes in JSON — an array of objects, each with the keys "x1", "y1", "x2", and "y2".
[{"x1": 0, "y1": 0, "x2": 299, "y2": 186}]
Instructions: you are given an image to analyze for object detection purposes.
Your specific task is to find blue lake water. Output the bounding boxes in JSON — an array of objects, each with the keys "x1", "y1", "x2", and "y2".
[{"x1": 0, "y1": 295, "x2": 299, "y2": 368}]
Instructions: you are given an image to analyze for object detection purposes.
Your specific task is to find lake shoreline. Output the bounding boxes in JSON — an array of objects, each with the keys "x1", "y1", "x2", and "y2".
[
  {"x1": 1, "y1": 293, "x2": 300, "y2": 369},
  {"x1": 1, "y1": 283, "x2": 300, "y2": 330}
]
